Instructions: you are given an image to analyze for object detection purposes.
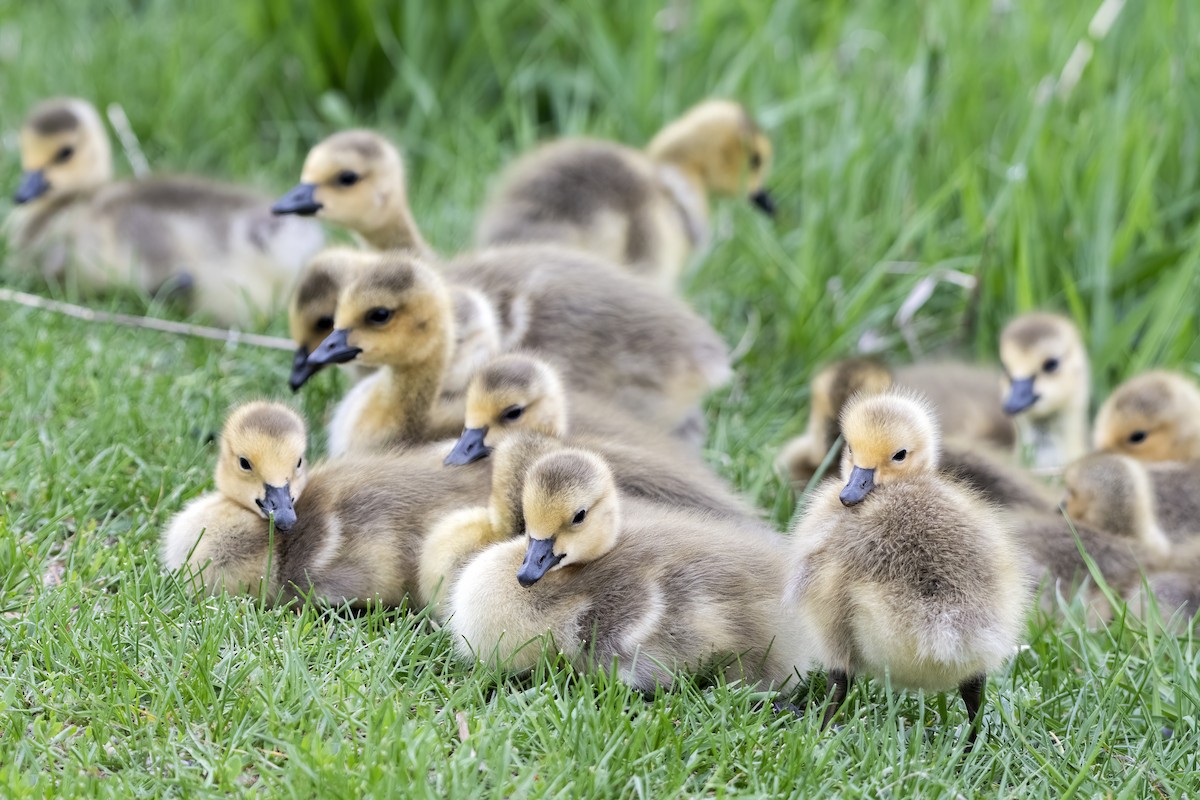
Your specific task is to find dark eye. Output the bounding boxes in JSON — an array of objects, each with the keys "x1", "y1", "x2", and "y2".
[
  {"x1": 749, "y1": 152, "x2": 762, "y2": 169},
  {"x1": 366, "y1": 307, "x2": 392, "y2": 325},
  {"x1": 336, "y1": 170, "x2": 359, "y2": 187},
  {"x1": 314, "y1": 315, "x2": 334, "y2": 332},
  {"x1": 55, "y1": 145, "x2": 75, "y2": 163},
  {"x1": 572, "y1": 509, "x2": 587, "y2": 525},
  {"x1": 1129, "y1": 431, "x2": 1148, "y2": 444},
  {"x1": 239, "y1": 457, "x2": 252, "y2": 471},
  {"x1": 297, "y1": 457, "x2": 303, "y2": 468},
  {"x1": 501, "y1": 405, "x2": 525, "y2": 422},
  {"x1": 892, "y1": 449, "x2": 907, "y2": 462},
  {"x1": 1043, "y1": 358, "x2": 1060, "y2": 374}
]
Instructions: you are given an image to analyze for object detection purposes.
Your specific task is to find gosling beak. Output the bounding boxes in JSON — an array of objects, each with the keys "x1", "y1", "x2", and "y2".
[
  {"x1": 14, "y1": 169, "x2": 50, "y2": 204},
  {"x1": 749, "y1": 188, "x2": 777, "y2": 217},
  {"x1": 839, "y1": 466, "x2": 876, "y2": 507},
  {"x1": 288, "y1": 345, "x2": 325, "y2": 392},
  {"x1": 517, "y1": 536, "x2": 563, "y2": 587},
  {"x1": 306, "y1": 328, "x2": 362, "y2": 368},
  {"x1": 444, "y1": 426, "x2": 492, "y2": 466},
  {"x1": 1003, "y1": 377, "x2": 1039, "y2": 416},
  {"x1": 256, "y1": 482, "x2": 297, "y2": 531},
  {"x1": 272, "y1": 183, "x2": 322, "y2": 216}
]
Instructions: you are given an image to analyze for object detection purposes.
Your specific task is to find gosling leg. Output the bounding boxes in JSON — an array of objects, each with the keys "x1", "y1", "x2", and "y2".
[
  {"x1": 959, "y1": 673, "x2": 986, "y2": 751},
  {"x1": 822, "y1": 669, "x2": 852, "y2": 729}
]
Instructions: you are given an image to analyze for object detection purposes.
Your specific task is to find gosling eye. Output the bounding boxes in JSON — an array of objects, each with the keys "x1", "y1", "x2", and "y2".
[
  {"x1": 336, "y1": 170, "x2": 360, "y2": 187},
  {"x1": 1129, "y1": 430, "x2": 1148, "y2": 444},
  {"x1": 892, "y1": 449, "x2": 907, "y2": 462},
  {"x1": 314, "y1": 315, "x2": 334, "y2": 332},
  {"x1": 749, "y1": 152, "x2": 762, "y2": 169},
  {"x1": 297, "y1": 457, "x2": 303, "y2": 468},
  {"x1": 572, "y1": 509, "x2": 587, "y2": 525},
  {"x1": 1042, "y1": 358, "x2": 1060, "y2": 374},
  {"x1": 501, "y1": 405, "x2": 525, "y2": 422},
  {"x1": 238, "y1": 457, "x2": 252, "y2": 472},
  {"x1": 55, "y1": 145, "x2": 75, "y2": 163},
  {"x1": 365, "y1": 307, "x2": 392, "y2": 325}
]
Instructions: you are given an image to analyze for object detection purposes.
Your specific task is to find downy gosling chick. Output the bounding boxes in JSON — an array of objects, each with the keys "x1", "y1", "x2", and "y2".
[
  {"x1": 443, "y1": 353, "x2": 757, "y2": 521},
  {"x1": 789, "y1": 392, "x2": 1029, "y2": 747},
  {"x1": 286, "y1": 249, "x2": 499, "y2": 398},
  {"x1": 272, "y1": 129, "x2": 430, "y2": 254},
  {"x1": 162, "y1": 402, "x2": 492, "y2": 606},
  {"x1": 1009, "y1": 452, "x2": 1167, "y2": 620},
  {"x1": 475, "y1": 99, "x2": 775, "y2": 289},
  {"x1": 8, "y1": 98, "x2": 323, "y2": 326},
  {"x1": 161, "y1": 401, "x2": 308, "y2": 595},
  {"x1": 447, "y1": 448, "x2": 812, "y2": 693},
  {"x1": 998, "y1": 312, "x2": 1090, "y2": 472},
  {"x1": 776, "y1": 356, "x2": 1017, "y2": 487},
  {"x1": 302, "y1": 248, "x2": 465, "y2": 456},
  {"x1": 1093, "y1": 370, "x2": 1200, "y2": 462},
  {"x1": 1061, "y1": 453, "x2": 1173, "y2": 556}
]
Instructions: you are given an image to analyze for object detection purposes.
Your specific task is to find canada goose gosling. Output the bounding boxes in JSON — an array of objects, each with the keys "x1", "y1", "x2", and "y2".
[
  {"x1": 1093, "y1": 370, "x2": 1200, "y2": 462},
  {"x1": 998, "y1": 312, "x2": 1090, "y2": 471},
  {"x1": 1061, "y1": 453, "x2": 1172, "y2": 560},
  {"x1": 273, "y1": 129, "x2": 431, "y2": 255},
  {"x1": 303, "y1": 248, "x2": 457, "y2": 454},
  {"x1": 160, "y1": 402, "x2": 307, "y2": 592},
  {"x1": 791, "y1": 392, "x2": 1029, "y2": 748}
]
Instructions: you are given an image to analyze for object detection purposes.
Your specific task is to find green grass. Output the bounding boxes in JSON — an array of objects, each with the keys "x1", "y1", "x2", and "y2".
[{"x1": 2, "y1": 0, "x2": 1200, "y2": 796}]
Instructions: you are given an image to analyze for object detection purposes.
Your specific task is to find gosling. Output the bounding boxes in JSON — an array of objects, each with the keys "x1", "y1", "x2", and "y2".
[
  {"x1": 998, "y1": 312, "x2": 1090, "y2": 472},
  {"x1": 446, "y1": 448, "x2": 812, "y2": 693},
  {"x1": 475, "y1": 99, "x2": 775, "y2": 289},
  {"x1": 788, "y1": 392, "x2": 1029, "y2": 748},
  {"x1": 8, "y1": 98, "x2": 323, "y2": 326}
]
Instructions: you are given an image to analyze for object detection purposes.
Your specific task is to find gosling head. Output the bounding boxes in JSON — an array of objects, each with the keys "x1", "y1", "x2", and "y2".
[
  {"x1": 813, "y1": 357, "x2": 895, "y2": 434},
  {"x1": 273, "y1": 129, "x2": 409, "y2": 237},
  {"x1": 1093, "y1": 371, "x2": 1200, "y2": 462},
  {"x1": 837, "y1": 392, "x2": 941, "y2": 507},
  {"x1": 214, "y1": 402, "x2": 308, "y2": 531},
  {"x1": 286, "y1": 249, "x2": 372, "y2": 390},
  {"x1": 516, "y1": 449, "x2": 621, "y2": 587},
  {"x1": 14, "y1": 98, "x2": 112, "y2": 205},
  {"x1": 646, "y1": 99, "x2": 776, "y2": 216},
  {"x1": 445, "y1": 354, "x2": 567, "y2": 466},
  {"x1": 1062, "y1": 453, "x2": 1166, "y2": 554},
  {"x1": 304, "y1": 249, "x2": 451, "y2": 373},
  {"x1": 998, "y1": 312, "x2": 1088, "y2": 419}
]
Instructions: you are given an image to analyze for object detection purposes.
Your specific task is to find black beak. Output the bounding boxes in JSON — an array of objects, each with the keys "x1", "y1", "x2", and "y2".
[
  {"x1": 517, "y1": 537, "x2": 563, "y2": 587},
  {"x1": 288, "y1": 345, "x2": 326, "y2": 392},
  {"x1": 444, "y1": 426, "x2": 492, "y2": 466},
  {"x1": 14, "y1": 169, "x2": 50, "y2": 204},
  {"x1": 272, "y1": 182, "x2": 322, "y2": 216},
  {"x1": 256, "y1": 482, "x2": 297, "y2": 531},
  {"x1": 749, "y1": 188, "x2": 777, "y2": 217},
  {"x1": 839, "y1": 466, "x2": 876, "y2": 507},
  {"x1": 306, "y1": 328, "x2": 362, "y2": 368},
  {"x1": 1003, "y1": 377, "x2": 1039, "y2": 416}
]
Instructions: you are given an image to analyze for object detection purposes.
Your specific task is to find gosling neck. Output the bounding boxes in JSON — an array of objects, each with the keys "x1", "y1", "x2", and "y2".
[
  {"x1": 358, "y1": 202, "x2": 434, "y2": 257},
  {"x1": 1018, "y1": 396, "x2": 1090, "y2": 473},
  {"x1": 653, "y1": 163, "x2": 710, "y2": 252},
  {"x1": 377, "y1": 321, "x2": 453, "y2": 445}
]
